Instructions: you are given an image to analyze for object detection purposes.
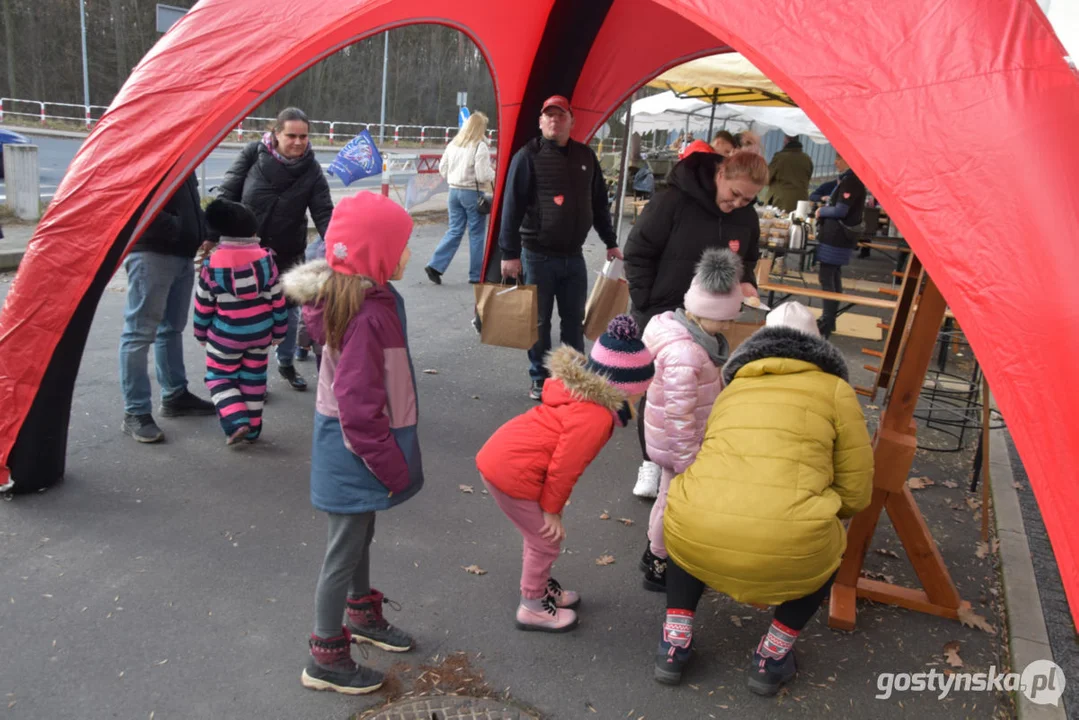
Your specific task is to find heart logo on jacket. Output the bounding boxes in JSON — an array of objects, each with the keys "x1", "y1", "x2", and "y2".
[
  {"x1": 843, "y1": 192, "x2": 851, "y2": 199},
  {"x1": 553, "y1": 195, "x2": 564, "y2": 206},
  {"x1": 729, "y1": 239, "x2": 741, "y2": 253}
]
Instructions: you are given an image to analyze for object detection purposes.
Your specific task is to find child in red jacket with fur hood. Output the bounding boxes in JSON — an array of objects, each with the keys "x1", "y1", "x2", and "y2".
[{"x1": 476, "y1": 315, "x2": 655, "y2": 632}]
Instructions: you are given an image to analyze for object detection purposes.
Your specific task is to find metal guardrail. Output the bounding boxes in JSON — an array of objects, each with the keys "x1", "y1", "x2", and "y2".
[
  {"x1": 0, "y1": 98, "x2": 109, "y2": 128},
  {"x1": 0, "y1": 98, "x2": 648, "y2": 153},
  {"x1": 0, "y1": 97, "x2": 500, "y2": 147},
  {"x1": 0, "y1": 97, "x2": 657, "y2": 158}
]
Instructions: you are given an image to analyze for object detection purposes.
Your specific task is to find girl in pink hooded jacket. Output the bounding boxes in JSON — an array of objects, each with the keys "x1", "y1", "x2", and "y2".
[{"x1": 639, "y1": 248, "x2": 744, "y2": 591}]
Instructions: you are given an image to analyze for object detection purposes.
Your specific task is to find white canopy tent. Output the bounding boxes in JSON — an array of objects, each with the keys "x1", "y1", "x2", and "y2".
[{"x1": 624, "y1": 91, "x2": 827, "y2": 143}]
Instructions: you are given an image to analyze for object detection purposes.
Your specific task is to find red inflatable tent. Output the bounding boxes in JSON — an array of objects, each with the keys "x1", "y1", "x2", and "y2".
[{"x1": 0, "y1": 0, "x2": 1076, "y2": 622}]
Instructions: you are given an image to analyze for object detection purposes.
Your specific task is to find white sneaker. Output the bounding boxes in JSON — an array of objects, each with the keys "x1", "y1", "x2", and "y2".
[{"x1": 633, "y1": 461, "x2": 661, "y2": 498}]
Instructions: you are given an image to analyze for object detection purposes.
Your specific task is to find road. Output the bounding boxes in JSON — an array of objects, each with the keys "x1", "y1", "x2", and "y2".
[
  {"x1": 0, "y1": 236, "x2": 1011, "y2": 720},
  {"x1": 0, "y1": 135, "x2": 424, "y2": 203}
]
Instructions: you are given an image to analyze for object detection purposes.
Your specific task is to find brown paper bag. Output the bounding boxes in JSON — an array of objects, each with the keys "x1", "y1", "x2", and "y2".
[
  {"x1": 714, "y1": 320, "x2": 765, "y2": 351},
  {"x1": 473, "y1": 281, "x2": 539, "y2": 350},
  {"x1": 583, "y1": 274, "x2": 631, "y2": 341}
]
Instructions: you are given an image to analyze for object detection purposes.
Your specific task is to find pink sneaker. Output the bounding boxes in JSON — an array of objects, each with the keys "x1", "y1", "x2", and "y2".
[
  {"x1": 546, "y1": 577, "x2": 580, "y2": 609},
  {"x1": 515, "y1": 595, "x2": 578, "y2": 633}
]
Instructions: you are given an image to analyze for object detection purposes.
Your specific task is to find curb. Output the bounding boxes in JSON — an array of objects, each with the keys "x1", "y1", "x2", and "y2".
[
  {"x1": 0, "y1": 250, "x2": 23, "y2": 272},
  {"x1": 0, "y1": 124, "x2": 87, "y2": 139},
  {"x1": 989, "y1": 427, "x2": 1067, "y2": 720}
]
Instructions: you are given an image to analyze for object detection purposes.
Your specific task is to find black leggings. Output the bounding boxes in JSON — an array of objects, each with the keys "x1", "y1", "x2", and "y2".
[
  {"x1": 818, "y1": 263, "x2": 843, "y2": 330},
  {"x1": 666, "y1": 558, "x2": 837, "y2": 632},
  {"x1": 637, "y1": 395, "x2": 650, "y2": 462}
]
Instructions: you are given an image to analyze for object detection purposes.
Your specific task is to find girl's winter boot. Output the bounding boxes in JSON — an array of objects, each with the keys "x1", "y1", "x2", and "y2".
[
  {"x1": 301, "y1": 628, "x2": 384, "y2": 695},
  {"x1": 515, "y1": 594, "x2": 578, "y2": 633},
  {"x1": 746, "y1": 647, "x2": 798, "y2": 696},
  {"x1": 640, "y1": 544, "x2": 667, "y2": 592},
  {"x1": 346, "y1": 589, "x2": 414, "y2": 652},
  {"x1": 546, "y1": 577, "x2": 581, "y2": 609}
]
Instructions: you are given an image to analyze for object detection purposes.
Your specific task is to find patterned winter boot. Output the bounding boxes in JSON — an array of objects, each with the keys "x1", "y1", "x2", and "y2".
[
  {"x1": 346, "y1": 589, "x2": 414, "y2": 652},
  {"x1": 301, "y1": 627, "x2": 384, "y2": 695},
  {"x1": 654, "y1": 610, "x2": 693, "y2": 685}
]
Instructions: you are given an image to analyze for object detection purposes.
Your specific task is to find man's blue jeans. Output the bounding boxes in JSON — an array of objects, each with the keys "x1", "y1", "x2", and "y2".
[
  {"x1": 428, "y1": 188, "x2": 488, "y2": 283},
  {"x1": 119, "y1": 251, "x2": 195, "y2": 416},
  {"x1": 521, "y1": 248, "x2": 588, "y2": 382},
  {"x1": 276, "y1": 305, "x2": 300, "y2": 367}
]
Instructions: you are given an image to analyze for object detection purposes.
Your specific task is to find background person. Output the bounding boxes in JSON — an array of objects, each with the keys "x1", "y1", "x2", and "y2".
[
  {"x1": 710, "y1": 130, "x2": 737, "y2": 156},
  {"x1": 767, "y1": 135, "x2": 814, "y2": 212},
  {"x1": 498, "y1": 95, "x2": 622, "y2": 401},
  {"x1": 623, "y1": 149, "x2": 768, "y2": 498},
  {"x1": 119, "y1": 172, "x2": 215, "y2": 444},
  {"x1": 424, "y1": 112, "x2": 496, "y2": 285},
  {"x1": 216, "y1": 106, "x2": 334, "y2": 391},
  {"x1": 814, "y1": 154, "x2": 867, "y2": 338}
]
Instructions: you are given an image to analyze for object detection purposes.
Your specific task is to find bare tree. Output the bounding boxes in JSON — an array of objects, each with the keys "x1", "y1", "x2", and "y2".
[
  {"x1": 1, "y1": 0, "x2": 16, "y2": 97},
  {"x1": 0, "y1": 2, "x2": 497, "y2": 129}
]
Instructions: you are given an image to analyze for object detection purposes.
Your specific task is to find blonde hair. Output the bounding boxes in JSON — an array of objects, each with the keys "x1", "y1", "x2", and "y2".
[
  {"x1": 451, "y1": 111, "x2": 489, "y2": 148},
  {"x1": 318, "y1": 272, "x2": 372, "y2": 351},
  {"x1": 737, "y1": 130, "x2": 762, "y2": 149},
  {"x1": 721, "y1": 150, "x2": 769, "y2": 186}
]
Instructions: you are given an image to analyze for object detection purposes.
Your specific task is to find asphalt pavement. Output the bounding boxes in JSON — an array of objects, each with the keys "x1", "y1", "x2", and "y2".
[{"x1": 0, "y1": 228, "x2": 1017, "y2": 719}]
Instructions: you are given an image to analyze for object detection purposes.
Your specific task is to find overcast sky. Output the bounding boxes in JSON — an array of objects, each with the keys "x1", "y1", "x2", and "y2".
[{"x1": 1047, "y1": 0, "x2": 1079, "y2": 59}]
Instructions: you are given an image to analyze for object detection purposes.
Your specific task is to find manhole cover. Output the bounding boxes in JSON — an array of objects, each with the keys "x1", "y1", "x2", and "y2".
[{"x1": 360, "y1": 695, "x2": 540, "y2": 720}]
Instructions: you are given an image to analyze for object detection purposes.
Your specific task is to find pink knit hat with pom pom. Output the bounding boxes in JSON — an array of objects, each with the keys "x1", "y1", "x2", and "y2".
[
  {"x1": 585, "y1": 314, "x2": 655, "y2": 396},
  {"x1": 683, "y1": 248, "x2": 744, "y2": 321}
]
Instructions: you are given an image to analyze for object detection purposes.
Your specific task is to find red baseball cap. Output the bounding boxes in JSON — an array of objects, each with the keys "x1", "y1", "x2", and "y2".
[{"x1": 541, "y1": 95, "x2": 572, "y2": 115}]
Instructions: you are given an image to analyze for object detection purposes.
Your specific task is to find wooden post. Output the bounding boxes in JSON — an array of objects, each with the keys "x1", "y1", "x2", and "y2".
[{"x1": 830, "y1": 274, "x2": 967, "y2": 629}]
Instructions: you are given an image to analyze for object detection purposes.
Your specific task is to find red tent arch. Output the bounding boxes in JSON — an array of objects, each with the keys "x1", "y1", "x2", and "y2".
[{"x1": 1, "y1": 0, "x2": 1076, "y2": 622}]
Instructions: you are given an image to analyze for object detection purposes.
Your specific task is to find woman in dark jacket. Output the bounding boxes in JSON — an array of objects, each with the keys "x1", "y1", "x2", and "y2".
[
  {"x1": 216, "y1": 107, "x2": 334, "y2": 390},
  {"x1": 813, "y1": 154, "x2": 866, "y2": 338},
  {"x1": 623, "y1": 149, "x2": 769, "y2": 499}
]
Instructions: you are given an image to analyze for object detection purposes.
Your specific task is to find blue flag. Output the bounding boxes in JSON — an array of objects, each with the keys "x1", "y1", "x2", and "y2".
[{"x1": 327, "y1": 129, "x2": 383, "y2": 186}]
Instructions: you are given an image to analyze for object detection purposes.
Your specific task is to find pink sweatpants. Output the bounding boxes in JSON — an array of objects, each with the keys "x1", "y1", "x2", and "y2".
[
  {"x1": 483, "y1": 478, "x2": 562, "y2": 600},
  {"x1": 647, "y1": 467, "x2": 676, "y2": 558}
]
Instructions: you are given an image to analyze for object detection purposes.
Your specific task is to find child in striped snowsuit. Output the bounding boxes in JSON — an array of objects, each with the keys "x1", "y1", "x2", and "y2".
[{"x1": 194, "y1": 199, "x2": 288, "y2": 444}]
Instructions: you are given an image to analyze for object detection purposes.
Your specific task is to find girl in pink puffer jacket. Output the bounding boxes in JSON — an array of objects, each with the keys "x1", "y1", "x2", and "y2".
[{"x1": 639, "y1": 248, "x2": 744, "y2": 591}]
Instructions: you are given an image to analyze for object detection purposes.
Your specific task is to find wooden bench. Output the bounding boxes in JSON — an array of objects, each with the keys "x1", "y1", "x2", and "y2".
[
  {"x1": 757, "y1": 281, "x2": 898, "y2": 311},
  {"x1": 858, "y1": 241, "x2": 910, "y2": 253}
]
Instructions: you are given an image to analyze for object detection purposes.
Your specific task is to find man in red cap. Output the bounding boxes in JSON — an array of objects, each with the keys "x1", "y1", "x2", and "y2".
[{"x1": 498, "y1": 95, "x2": 623, "y2": 401}]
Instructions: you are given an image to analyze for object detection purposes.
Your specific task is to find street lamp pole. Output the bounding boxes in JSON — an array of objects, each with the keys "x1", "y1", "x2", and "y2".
[
  {"x1": 79, "y1": 0, "x2": 90, "y2": 109},
  {"x1": 379, "y1": 32, "x2": 389, "y2": 144}
]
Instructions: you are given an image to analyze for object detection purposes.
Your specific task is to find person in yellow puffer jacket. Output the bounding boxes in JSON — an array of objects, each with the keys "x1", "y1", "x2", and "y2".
[{"x1": 653, "y1": 301, "x2": 873, "y2": 698}]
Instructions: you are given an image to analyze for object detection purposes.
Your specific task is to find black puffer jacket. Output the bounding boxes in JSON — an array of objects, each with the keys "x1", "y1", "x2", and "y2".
[
  {"x1": 624, "y1": 152, "x2": 759, "y2": 327},
  {"x1": 131, "y1": 173, "x2": 206, "y2": 258},
  {"x1": 215, "y1": 140, "x2": 334, "y2": 272}
]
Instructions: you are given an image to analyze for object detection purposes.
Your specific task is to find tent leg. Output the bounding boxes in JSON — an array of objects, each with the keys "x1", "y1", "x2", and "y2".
[
  {"x1": 707, "y1": 89, "x2": 718, "y2": 138},
  {"x1": 613, "y1": 91, "x2": 636, "y2": 241}
]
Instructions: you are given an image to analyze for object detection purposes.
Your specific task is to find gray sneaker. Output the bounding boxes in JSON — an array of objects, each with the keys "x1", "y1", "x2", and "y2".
[{"x1": 123, "y1": 413, "x2": 164, "y2": 443}]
